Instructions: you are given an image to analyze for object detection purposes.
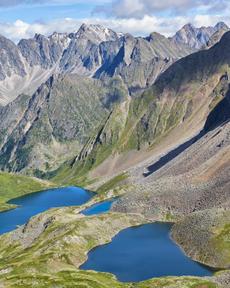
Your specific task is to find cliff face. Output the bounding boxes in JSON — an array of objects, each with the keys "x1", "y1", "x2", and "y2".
[{"x1": 0, "y1": 22, "x2": 227, "y2": 106}]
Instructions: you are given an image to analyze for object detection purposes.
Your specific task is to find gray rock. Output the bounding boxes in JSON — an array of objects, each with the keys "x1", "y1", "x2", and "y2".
[
  {"x1": 171, "y1": 22, "x2": 229, "y2": 49},
  {"x1": 0, "y1": 34, "x2": 26, "y2": 80}
]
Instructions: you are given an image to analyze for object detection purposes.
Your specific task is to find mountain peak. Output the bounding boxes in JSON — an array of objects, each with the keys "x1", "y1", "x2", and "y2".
[
  {"x1": 215, "y1": 21, "x2": 229, "y2": 30},
  {"x1": 75, "y1": 23, "x2": 119, "y2": 43},
  {"x1": 34, "y1": 33, "x2": 47, "y2": 41},
  {"x1": 182, "y1": 23, "x2": 195, "y2": 30},
  {"x1": 172, "y1": 22, "x2": 229, "y2": 49}
]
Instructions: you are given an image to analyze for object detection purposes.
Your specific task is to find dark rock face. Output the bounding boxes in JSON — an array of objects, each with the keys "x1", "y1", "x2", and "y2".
[
  {"x1": 96, "y1": 32, "x2": 194, "y2": 90},
  {"x1": 59, "y1": 24, "x2": 121, "y2": 75},
  {"x1": 204, "y1": 84, "x2": 230, "y2": 131}
]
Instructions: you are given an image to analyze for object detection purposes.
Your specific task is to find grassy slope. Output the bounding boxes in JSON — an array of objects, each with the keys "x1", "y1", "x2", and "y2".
[
  {"x1": 0, "y1": 208, "x2": 218, "y2": 288},
  {"x1": 0, "y1": 172, "x2": 54, "y2": 211},
  {"x1": 0, "y1": 272, "x2": 217, "y2": 288}
]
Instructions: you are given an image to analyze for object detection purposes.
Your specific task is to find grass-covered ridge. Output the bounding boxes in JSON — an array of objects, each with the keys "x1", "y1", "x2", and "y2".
[
  {"x1": 0, "y1": 172, "x2": 54, "y2": 211},
  {"x1": 0, "y1": 207, "x2": 219, "y2": 288}
]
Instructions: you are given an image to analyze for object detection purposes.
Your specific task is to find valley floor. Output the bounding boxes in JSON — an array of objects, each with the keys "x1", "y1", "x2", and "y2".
[{"x1": 0, "y1": 180, "x2": 229, "y2": 288}]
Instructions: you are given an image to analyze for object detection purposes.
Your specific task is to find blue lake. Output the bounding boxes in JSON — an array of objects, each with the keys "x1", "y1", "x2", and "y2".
[
  {"x1": 0, "y1": 187, "x2": 93, "y2": 235},
  {"x1": 81, "y1": 222, "x2": 213, "y2": 282},
  {"x1": 0, "y1": 187, "x2": 213, "y2": 282},
  {"x1": 82, "y1": 199, "x2": 115, "y2": 215}
]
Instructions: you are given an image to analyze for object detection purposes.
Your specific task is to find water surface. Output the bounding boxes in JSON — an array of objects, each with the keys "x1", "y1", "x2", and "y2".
[
  {"x1": 81, "y1": 222, "x2": 213, "y2": 282},
  {"x1": 0, "y1": 187, "x2": 93, "y2": 235},
  {"x1": 0, "y1": 188, "x2": 213, "y2": 283},
  {"x1": 82, "y1": 198, "x2": 115, "y2": 215}
]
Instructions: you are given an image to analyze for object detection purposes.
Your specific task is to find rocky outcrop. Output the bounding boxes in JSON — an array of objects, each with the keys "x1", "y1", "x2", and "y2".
[
  {"x1": 96, "y1": 32, "x2": 194, "y2": 90},
  {"x1": 18, "y1": 32, "x2": 71, "y2": 69},
  {"x1": 0, "y1": 35, "x2": 26, "y2": 80},
  {"x1": 0, "y1": 23, "x2": 196, "y2": 106},
  {"x1": 172, "y1": 22, "x2": 229, "y2": 49},
  {"x1": 171, "y1": 208, "x2": 230, "y2": 269},
  {"x1": 204, "y1": 24, "x2": 230, "y2": 49}
]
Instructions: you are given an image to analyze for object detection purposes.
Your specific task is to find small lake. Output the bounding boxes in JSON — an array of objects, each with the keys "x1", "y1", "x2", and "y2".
[
  {"x1": 81, "y1": 222, "x2": 213, "y2": 282},
  {"x1": 0, "y1": 188, "x2": 213, "y2": 282},
  {"x1": 0, "y1": 187, "x2": 93, "y2": 235},
  {"x1": 82, "y1": 198, "x2": 115, "y2": 215}
]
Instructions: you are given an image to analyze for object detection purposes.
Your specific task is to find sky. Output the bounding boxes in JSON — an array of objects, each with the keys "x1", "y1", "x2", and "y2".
[{"x1": 0, "y1": 0, "x2": 230, "y2": 42}]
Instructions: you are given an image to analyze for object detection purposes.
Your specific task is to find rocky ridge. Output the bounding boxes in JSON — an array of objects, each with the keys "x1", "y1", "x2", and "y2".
[
  {"x1": 0, "y1": 22, "x2": 227, "y2": 106},
  {"x1": 172, "y1": 22, "x2": 229, "y2": 49}
]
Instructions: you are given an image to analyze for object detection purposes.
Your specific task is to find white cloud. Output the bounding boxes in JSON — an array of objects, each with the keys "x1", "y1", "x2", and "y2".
[
  {"x1": 1, "y1": 13, "x2": 230, "y2": 43},
  {"x1": 95, "y1": 0, "x2": 229, "y2": 18},
  {"x1": 0, "y1": 0, "x2": 110, "y2": 7}
]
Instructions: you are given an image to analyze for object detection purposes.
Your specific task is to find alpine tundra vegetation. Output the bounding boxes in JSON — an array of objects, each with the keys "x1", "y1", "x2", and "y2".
[{"x1": 0, "y1": 0, "x2": 229, "y2": 287}]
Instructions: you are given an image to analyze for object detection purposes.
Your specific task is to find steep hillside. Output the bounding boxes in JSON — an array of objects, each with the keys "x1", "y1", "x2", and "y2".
[
  {"x1": 113, "y1": 120, "x2": 230, "y2": 220},
  {"x1": 0, "y1": 22, "x2": 227, "y2": 106},
  {"x1": 0, "y1": 35, "x2": 26, "y2": 81},
  {"x1": 204, "y1": 25, "x2": 230, "y2": 49},
  {"x1": 56, "y1": 31, "x2": 230, "y2": 188},
  {"x1": 18, "y1": 32, "x2": 70, "y2": 70},
  {"x1": 112, "y1": 43, "x2": 230, "y2": 219},
  {"x1": 0, "y1": 172, "x2": 54, "y2": 211},
  {"x1": 0, "y1": 74, "x2": 128, "y2": 174},
  {"x1": 0, "y1": 24, "x2": 229, "y2": 185},
  {"x1": 172, "y1": 208, "x2": 230, "y2": 269}
]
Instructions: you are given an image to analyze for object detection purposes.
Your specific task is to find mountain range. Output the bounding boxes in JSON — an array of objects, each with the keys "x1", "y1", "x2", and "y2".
[
  {"x1": 0, "y1": 21, "x2": 229, "y2": 287},
  {"x1": 0, "y1": 22, "x2": 228, "y2": 106},
  {"x1": 0, "y1": 22, "x2": 228, "y2": 177}
]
